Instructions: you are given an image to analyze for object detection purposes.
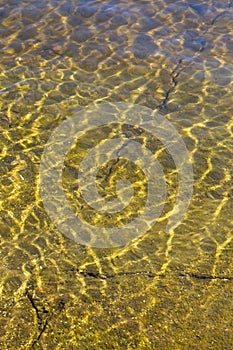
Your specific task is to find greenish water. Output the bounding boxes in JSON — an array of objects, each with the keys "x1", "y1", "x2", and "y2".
[{"x1": 0, "y1": 0, "x2": 233, "y2": 349}]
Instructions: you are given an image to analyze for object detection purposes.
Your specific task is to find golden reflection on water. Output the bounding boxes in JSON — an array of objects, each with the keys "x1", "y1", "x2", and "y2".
[{"x1": 0, "y1": 0, "x2": 233, "y2": 348}]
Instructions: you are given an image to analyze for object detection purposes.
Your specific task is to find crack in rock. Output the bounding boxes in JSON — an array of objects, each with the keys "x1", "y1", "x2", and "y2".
[
  {"x1": 179, "y1": 273, "x2": 233, "y2": 281},
  {"x1": 157, "y1": 58, "x2": 183, "y2": 113},
  {"x1": 76, "y1": 269, "x2": 233, "y2": 282},
  {"x1": 26, "y1": 290, "x2": 49, "y2": 348}
]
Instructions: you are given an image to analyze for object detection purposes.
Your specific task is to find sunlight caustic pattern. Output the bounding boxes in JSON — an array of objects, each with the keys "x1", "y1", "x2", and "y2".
[
  {"x1": 39, "y1": 102, "x2": 193, "y2": 247},
  {"x1": 0, "y1": 0, "x2": 233, "y2": 348}
]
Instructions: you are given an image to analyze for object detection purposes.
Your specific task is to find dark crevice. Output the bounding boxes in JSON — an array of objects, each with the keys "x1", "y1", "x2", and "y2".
[
  {"x1": 41, "y1": 46, "x2": 64, "y2": 58},
  {"x1": 179, "y1": 273, "x2": 233, "y2": 281},
  {"x1": 210, "y1": 11, "x2": 228, "y2": 25},
  {"x1": 97, "y1": 138, "x2": 133, "y2": 184},
  {"x1": 26, "y1": 291, "x2": 66, "y2": 349},
  {"x1": 76, "y1": 269, "x2": 158, "y2": 279},
  {"x1": 34, "y1": 320, "x2": 48, "y2": 344},
  {"x1": 103, "y1": 156, "x2": 120, "y2": 181},
  {"x1": 26, "y1": 290, "x2": 49, "y2": 348},
  {"x1": 77, "y1": 269, "x2": 233, "y2": 282},
  {"x1": 157, "y1": 58, "x2": 183, "y2": 113},
  {"x1": 156, "y1": 4, "x2": 233, "y2": 114}
]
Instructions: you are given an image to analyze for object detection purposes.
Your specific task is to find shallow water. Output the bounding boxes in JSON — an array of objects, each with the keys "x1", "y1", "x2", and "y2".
[{"x1": 0, "y1": 0, "x2": 233, "y2": 349}]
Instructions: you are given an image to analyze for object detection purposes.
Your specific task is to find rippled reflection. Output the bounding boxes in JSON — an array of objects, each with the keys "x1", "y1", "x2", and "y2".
[{"x1": 0, "y1": 0, "x2": 233, "y2": 348}]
